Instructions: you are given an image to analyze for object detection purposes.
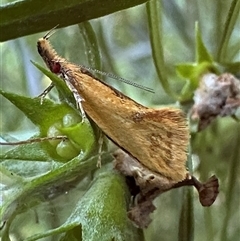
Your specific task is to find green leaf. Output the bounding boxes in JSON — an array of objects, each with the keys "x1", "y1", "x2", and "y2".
[
  {"x1": 0, "y1": 88, "x2": 74, "y2": 128},
  {"x1": 178, "y1": 151, "x2": 194, "y2": 241},
  {"x1": 0, "y1": 0, "x2": 148, "y2": 42},
  {"x1": 0, "y1": 89, "x2": 74, "y2": 161},
  {"x1": 178, "y1": 187, "x2": 194, "y2": 241},
  {"x1": 78, "y1": 22, "x2": 101, "y2": 70},
  {"x1": 0, "y1": 89, "x2": 97, "y2": 161},
  {"x1": 146, "y1": 0, "x2": 175, "y2": 98},
  {"x1": 217, "y1": 0, "x2": 240, "y2": 62},
  {"x1": 176, "y1": 23, "x2": 219, "y2": 102},
  {"x1": 22, "y1": 169, "x2": 142, "y2": 241},
  {"x1": 195, "y1": 22, "x2": 213, "y2": 63},
  {"x1": 1, "y1": 153, "x2": 111, "y2": 241},
  {"x1": 220, "y1": 126, "x2": 240, "y2": 241}
]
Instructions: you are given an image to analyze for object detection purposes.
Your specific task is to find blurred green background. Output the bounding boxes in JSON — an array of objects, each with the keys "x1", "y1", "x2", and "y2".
[{"x1": 0, "y1": 0, "x2": 239, "y2": 241}]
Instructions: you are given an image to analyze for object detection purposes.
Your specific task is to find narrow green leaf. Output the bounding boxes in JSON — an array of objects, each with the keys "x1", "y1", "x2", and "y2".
[
  {"x1": 162, "y1": 1, "x2": 192, "y2": 46},
  {"x1": 220, "y1": 125, "x2": 240, "y2": 241},
  {"x1": 78, "y1": 22, "x2": 101, "y2": 70},
  {"x1": 195, "y1": 22, "x2": 213, "y2": 63},
  {"x1": 217, "y1": 0, "x2": 240, "y2": 62},
  {"x1": 178, "y1": 146, "x2": 194, "y2": 241},
  {"x1": 178, "y1": 188, "x2": 194, "y2": 241},
  {"x1": 146, "y1": 0, "x2": 175, "y2": 98},
  {"x1": 0, "y1": 0, "x2": 148, "y2": 41}
]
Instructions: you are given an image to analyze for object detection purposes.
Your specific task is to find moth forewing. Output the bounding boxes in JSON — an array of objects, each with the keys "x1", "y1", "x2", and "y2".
[
  {"x1": 60, "y1": 67, "x2": 189, "y2": 181},
  {"x1": 37, "y1": 34, "x2": 189, "y2": 182}
]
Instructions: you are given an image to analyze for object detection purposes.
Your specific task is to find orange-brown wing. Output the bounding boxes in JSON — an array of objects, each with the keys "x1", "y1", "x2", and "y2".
[
  {"x1": 129, "y1": 108, "x2": 189, "y2": 181},
  {"x1": 62, "y1": 64, "x2": 189, "y2": 182}
]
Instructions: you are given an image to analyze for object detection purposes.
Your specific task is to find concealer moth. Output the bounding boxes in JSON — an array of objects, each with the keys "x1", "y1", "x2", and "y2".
[{"x1": 37, "y1": 28, "x2": 189, "y2": 182}]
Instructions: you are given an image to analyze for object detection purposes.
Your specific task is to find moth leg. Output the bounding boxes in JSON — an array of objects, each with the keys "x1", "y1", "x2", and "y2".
[
  {"x1": 38, "y1": 82, "x2": 55, "y2": 104},
  {"x1": 96, "y1": 131, "x2": 104, "y2": 167},
  {"x1": 63, "y1": 78, "x2": 86, "y2": 120},
  {"x1": 172, "y1": 174, "x2": 219, "y2": 206},
  {"x1": 71, "y1": 87, "x2": 86, "y2": 120}
]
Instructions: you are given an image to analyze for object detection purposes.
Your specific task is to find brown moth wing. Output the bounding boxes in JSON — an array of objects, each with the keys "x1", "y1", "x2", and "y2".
[
  {"x1": 62, "y1": 64, "x2": 189, "y2": 182},
  {"x1": 135, "y1": 109, "x2": 189, "y2": 181}
]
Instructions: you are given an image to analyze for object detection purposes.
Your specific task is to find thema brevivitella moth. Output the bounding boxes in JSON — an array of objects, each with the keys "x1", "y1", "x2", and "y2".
[
  {"x1": 37, "y1": 28, "x2": 190, "y2": 182},
  {"x1": 36, "y1": 28, "x2": 219, "y2": 226},
  {"x1": 0, "y1": 27, "x2": 219, "y2": 228}
]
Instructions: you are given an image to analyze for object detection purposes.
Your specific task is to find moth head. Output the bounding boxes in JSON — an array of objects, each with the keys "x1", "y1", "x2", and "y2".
[
  {"x1": 37, "y1": 38, "x2": 61, "y2": 74},
  {"x1": 37, "y1": 25, "x2": 61, "y2": 74}
]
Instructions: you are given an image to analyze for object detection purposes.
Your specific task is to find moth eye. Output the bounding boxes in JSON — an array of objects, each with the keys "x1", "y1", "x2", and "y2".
[
  {"x1": 37, "y1": 44, "x2": 42, "y2": 55},
  {"x1": 37, "y1": 40, "x2": 44, "y2": 56},
  {"x1": 50, "y1": 61, "x2": 61, "y2": 73}
]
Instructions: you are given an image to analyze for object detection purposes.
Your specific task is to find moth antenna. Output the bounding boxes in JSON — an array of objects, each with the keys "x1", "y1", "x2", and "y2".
[
  {"x1": 43, "y1": 25, "x2": 59, "y2": 40},
  {"x1": 0, "y1": 136, "x2": 67, "y2": 146},
  {"x1": 80, "y1": 65, "x2": 155, "y2": 94}
]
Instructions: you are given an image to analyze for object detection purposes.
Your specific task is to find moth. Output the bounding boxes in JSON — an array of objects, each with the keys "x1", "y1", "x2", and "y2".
[
  {"x1": 37, "y1": 29, "x2": 219, "y2": 213},
  {"x1": 37, "y1": 29, "x2": 189, "y2": 183}
]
